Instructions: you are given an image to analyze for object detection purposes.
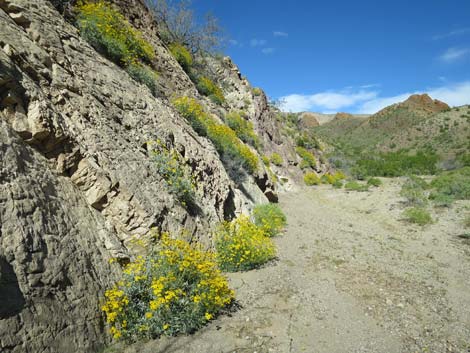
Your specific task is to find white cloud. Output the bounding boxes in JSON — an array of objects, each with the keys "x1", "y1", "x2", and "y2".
[
  {"x1": 273, "y1": 31, "x2": 288, "y2": 38},
  {"x1": 280, "y1": 81, "x2": 470, "y2": 114},
  {"x1": 439, "y1": 47, "x2": 470, "y2": 62},
  {"x1": 261, "y1": 47, "x2": 275, "y2": 54},
  {"x1": 433, "y1": 28, "x2": 470, "y2": 40},
  {"x1": 250, "y1": 39, "x2": 267, "y2": 47},
  {"x1": 279, "y1": 89, "x2": 378, "y2": 112}
]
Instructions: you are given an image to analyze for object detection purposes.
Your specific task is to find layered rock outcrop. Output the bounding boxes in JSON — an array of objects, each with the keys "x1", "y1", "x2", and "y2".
[{"x1": 0, "y1": 0, "x2": 309, "y2": 351}]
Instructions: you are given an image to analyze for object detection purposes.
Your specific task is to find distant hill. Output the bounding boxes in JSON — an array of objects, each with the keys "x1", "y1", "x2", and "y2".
[{"x1": 313, "y1": 94, "x2": 470, "y2": 165}]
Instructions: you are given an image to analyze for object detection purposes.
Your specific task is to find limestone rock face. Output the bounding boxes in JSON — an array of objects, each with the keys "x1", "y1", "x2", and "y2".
[{"x1": 0, "y1": 0, "x2": 287, "y2": 351}]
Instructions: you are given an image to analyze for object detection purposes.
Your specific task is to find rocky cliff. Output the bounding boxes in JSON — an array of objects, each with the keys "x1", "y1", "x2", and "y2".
[{"x1": 0, "y1": 0, "x2": 317, "y2": 352}]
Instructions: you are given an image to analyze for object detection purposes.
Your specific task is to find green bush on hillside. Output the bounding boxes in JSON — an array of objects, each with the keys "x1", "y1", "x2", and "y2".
[
  {"x1": 225, "y1": 111, "x2": 260, "y2": 148},
  {"x1": 169, "y1": 43, "x2": 193, "y2": 72},
  {"x1": 296, "y1": 147, "x2": 316, "y2": 169},
  {"x1": 429, "y1": 167, "x2": 470, "y2": 203},
  {"x1": 76, "y1": 1, "x2": 158, "y2": 93},
  {"x1": 172, "y1": 97, "x2": 258, "y2": 177},
  {"x1": 253, "y1": 204, "x2": 287, "y2": 237},
  {"x1": 304, "y1": 172, "x2": 321, "y2": 186},
  {"x1": 270, "y1": 153, "x2": 284, "y2": 166},
  {"x1": 196, "y1": 76, "x2": 225, "y2": 105}
]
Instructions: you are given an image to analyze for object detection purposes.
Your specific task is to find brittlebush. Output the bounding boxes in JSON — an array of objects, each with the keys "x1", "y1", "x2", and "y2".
[
  {"x1": 253, "y1": 204, "x2": 287, "y2": 237},
  {"x1": 102, "y1": 235, "x2": 234, "y2": 341},
  {"x1": 215, "y1": 216, "x2": 276, "y2": 272}
]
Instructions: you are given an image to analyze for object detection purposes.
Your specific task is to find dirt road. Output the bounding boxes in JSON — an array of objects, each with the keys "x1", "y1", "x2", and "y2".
[{"x1": 122, "y1": 179, "x2": 470, "y2": 353}]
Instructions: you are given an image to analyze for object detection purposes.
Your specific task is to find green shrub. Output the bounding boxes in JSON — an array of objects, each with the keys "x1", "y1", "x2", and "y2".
[
  {"x1": 102, "y1": 235, "x2": 234, "y2": 341},
  {"x1": 367, "y1": 177, "x2": 382, "y2": 187},
  {"x1": 225, "y1": 111, "x2": 259, "y2": 148},
  {"x1": 400, "y1": 176, "x2": 428, "y2": 207},
  {"x1": 253, "y1": 204, "x2": 287, "y2": 237},
  {"x1": 252, "y1": 87, "x2": 263, "y2": 96},
  {"x1": 296, "y1": 147, "x2": 316, "y2": 169},
  {"x1": 262, "y1": 155, "x2": 270, "y2": 166},
  {"x1": 196, "y1": 76, "x2": 225, "y2": 105},
  {"x1": 321, "y1": 171, "x2": 346, "y2": 185},
  {"x1": 215, "y1": 216, "x2": 276, "y2": 272},
  {"x1": 402, "y1": 207, "x2": 433, "y2": 226},
  {"x1": 345, "y1": 181, "x2": 369, "y2": 192},
  {"x1": 150, "y1": 141, "x2": 196, "y2": 207},
  {"x1": 169, "y1": 43, "x2": 193, "y2": 72},
  {"x1": 126, "y1": 63, "x2": 158, "y2": 94},
  {"x1": 270, "y1": 153, "x2": 284, "y2": 166},
  {"x1": 430, "y1": 167, "x2": 470, "y2": 202},
  {"x1": 172, "y1": 97, "x2": 258, "y2": 175},
  {"x1": 332, "y1": 179, "x2": 343, "y2": 189},
  {"x1": 76, "y1": 1, "x2": 155, "y2": 65},
  {"x1": 352, "y1": 151, "x2": 438, "y2": 178},
  {"x1": 304, "y1": 172, "x2": 321, "y2": 186}
]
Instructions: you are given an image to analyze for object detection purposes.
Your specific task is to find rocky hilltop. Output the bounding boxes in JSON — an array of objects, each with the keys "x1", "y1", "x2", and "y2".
[{"x1": 0, "y1": 0, "x2": 323, "y2": 352}]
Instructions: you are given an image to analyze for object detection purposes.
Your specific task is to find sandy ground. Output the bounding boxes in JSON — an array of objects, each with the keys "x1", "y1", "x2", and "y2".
[{"x1": 119, "y1": 178, "x2": 470, "y2": 353}]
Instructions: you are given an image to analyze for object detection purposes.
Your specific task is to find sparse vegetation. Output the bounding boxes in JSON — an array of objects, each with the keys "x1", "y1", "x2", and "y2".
[
  {"x1": 215, "y1": 216, "x2": 276, "y2": 272},
  {"x1": 169, "y1": 43, "x2": 193, "y2": 72},
  {"x1": 150, "y1": 140, "x2": 196, "y2": 207},
  {"x1": 252, "y1": 87, "x2": 263, "y2": 96},
  {"x1": 225, "y1": 111, "x2": 259, "y2": 148},
  {"x1": 367, "y1": 177, "x2": 382, "y2": 187},
  {"x1": 270, "y1": 153, "x2": 284, "y2": 167},
  {"x1": 172, "y1": 97, "x2": 258, "y2": 178},
  {"x1": 253, "y1": 204, "x2": 287, "y2": 237},
  {"x1": 196, "y1": 76, "x2": 225, "y2": 105},
  {"x1": 304, "y1": 172, "x2": 321, "y2": 186},
  {"x1": 430, "y1": 167, "x2": 470, "y2": 203},
  {"x1": 344, "y1": 181, "x2": 369, "y2": 192},
  {"x1": 464, "y1": 214, "x2": 470, "y2": 228},
  {"x1": 102, "y1": 235, "x2": 234, "y2": 341},
  {"x1": 296, "y1": 147, "x2": 316, "y2": 169},
  {"x1": 402, "y1": 207, "x2": 433, "y2": 226},
  {"x1": 400, "y1": 176, "x2": 428, "y2": 207},
  {"x1": 76, "y1": 1, "x2": 158, "y2": 93}
]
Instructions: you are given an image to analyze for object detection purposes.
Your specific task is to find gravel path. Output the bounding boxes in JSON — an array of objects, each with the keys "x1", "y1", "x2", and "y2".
[{"x1": 122, "y1": 179, "x2": 470, "y2": 353}]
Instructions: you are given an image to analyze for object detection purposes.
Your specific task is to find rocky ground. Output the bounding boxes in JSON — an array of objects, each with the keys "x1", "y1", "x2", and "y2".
[{"x1": 111, "y1": 178, "x2": 470, "y2": 353}]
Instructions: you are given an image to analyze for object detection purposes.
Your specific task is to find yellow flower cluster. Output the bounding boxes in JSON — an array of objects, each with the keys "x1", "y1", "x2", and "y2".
[
  {"x1": 303, "y1": 172, "x2": 321, "y2": 186},
  {"x1": 172, "y1": 97, "x2": 259, "y2": 174},
  {"x1": 76, "y1": 1, "x2": 155, "y2": 65},
  {"x1": 215, "y1": 216, "x2": 276, "y2": 272},
  {"x1": 296, "y1": 147, "x2": 317, "y2": 169},
  {"x1": 169, "y1": 43, "x2": 193, "y2": 71},
  {"x1": 322, "y1": 171, "x2": 346, "y2": 185},
  {"x1": 101, "y1": 234, "x2": 234, "y2": 341},
  {"x1": 196, "y1": 76, "x2": 225, "y2": 105},
  {"x1": 253, "y1": 203, "x2": 287, "y2": 237}
]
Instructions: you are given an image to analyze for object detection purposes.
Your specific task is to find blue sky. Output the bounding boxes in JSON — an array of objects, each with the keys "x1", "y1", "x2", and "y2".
[{"x1": 193, "y1": 0, "x2": 470, "y2": 113}]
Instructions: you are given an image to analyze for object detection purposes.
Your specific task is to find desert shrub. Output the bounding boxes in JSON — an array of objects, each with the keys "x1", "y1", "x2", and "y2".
[
  {"x1": 345, "y1": 181, "x2": 369, "y2": 192},
  {"x1": 270, "y1": 153, "x2": 284, "y2": 166},
  {"x1": 402, "y1": 207, "x2": 433, "y2": 226},
  {"x1": 332, "y1": 179, "x2": 343, "y2": 189},
  {"x1": 215, "y1": 216, "x2": 276, "y2": 272},
  {"x1": 262, "y1": 155, "x2": 270, "y2": 166},
  {"x1": 352, "y1": 151, "x2": 438, "y2": 178},
  {"x1": 321, "y1": 171, "x2": 346, "y2": 185},
  {"x1": 172, "y1": 97, "x2": 258, "y2": 175},
  {"x1": 76, "y1": 1, "x2": 155, "y2": 65},
  {"x1": 150, "y1": 141, "x2": 196, "y2": 207},
  {"x1": 400, "y1": 176, "x2": 428, "y2": 207},
  {"x1": 196, "y1": 76, "x2": 225, "y2": 105},
  {"x1": 296, "y1": 147, "x2": 316, "y2": 169},
  {"x1": 367, "y1": 177, "x2": 382, "y2": 187},
  {"x1": 253, "y1": 204, "x2": 287, "y2": 237},
  {"x1": 102, "y1": 235, "x2": 234, "y2": 341},
  {"x1": 126, "y1": 63, "x2": 159, "y2": 94},
  {"x1": 295, "y1": 132, "x2": 321, "y2": 150},
  {"x1": 252, "y1": 87, "x2": 263, "y2": 96},
  {"x1": 304, "y1": 172, "x2": 321, "y2": 186},
  {"x1": 429, "y1": 167, "x2": 470, "y2": 202},
  {"x1": 225, "y1": 111, "x2": 259, "y2": 148},
  {"x1": 169, "y1": 43, "x2": 193, "y2": 72}
]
